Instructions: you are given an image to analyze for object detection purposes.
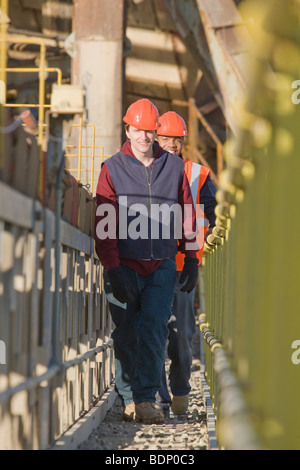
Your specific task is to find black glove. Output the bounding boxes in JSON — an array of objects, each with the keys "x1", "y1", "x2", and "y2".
[
  {"x1": 107, "y1": 266, "x2": 136, "y2": 304},
  {"x1": 179, "y1": 257, "x2": 199, "y2": 293}
]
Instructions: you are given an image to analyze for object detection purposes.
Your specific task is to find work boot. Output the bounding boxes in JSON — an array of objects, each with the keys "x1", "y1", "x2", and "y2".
[
  {"x1": 171, "y1": 395, "x2": 189, "y2": 415},
  {"x1": 121, "y1": 402, "x2": 135, "y2": 421},
  {"x1": 135, "y1": 402, "x2": 165, "y2": 424}
]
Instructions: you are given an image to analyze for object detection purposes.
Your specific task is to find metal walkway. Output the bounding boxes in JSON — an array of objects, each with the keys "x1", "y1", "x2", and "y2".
[{"x1": 58, "y1": 327, "x2": 217, "y2": 451}]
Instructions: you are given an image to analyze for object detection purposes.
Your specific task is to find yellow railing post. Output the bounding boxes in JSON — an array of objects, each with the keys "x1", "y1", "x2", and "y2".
[
  {"x1": 0, "y1": 0, "x2": 8, "y2": 173},
  {"x1": 38, "y1": 42, "x2": 46, "y2": 148}
]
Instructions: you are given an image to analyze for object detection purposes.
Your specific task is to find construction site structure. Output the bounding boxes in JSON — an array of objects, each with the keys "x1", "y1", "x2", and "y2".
[{"x1": 0, "y1": 0, "x2": 300, "y2": 451}]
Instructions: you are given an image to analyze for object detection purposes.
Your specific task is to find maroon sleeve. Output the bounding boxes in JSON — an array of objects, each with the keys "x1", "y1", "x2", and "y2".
[
  {"x1": 177, "y1": 171, "x2": 199, "y2": 260},
  {"x1": 94, "y1": 164, "x2": 120, "y2": 270}
]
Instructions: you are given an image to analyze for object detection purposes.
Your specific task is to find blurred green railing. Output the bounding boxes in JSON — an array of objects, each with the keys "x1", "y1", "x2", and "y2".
[{"x1": 200, "y1": 0, "x2": 300, "y2": 450}]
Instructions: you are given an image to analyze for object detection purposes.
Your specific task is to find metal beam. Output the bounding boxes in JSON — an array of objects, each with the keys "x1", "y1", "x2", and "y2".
[
  {"x1": 160, "y1": 0, "x2": 252, "y2": 132},
  {"x1": 161, "y1": 0, "x2": 224, "y2": 110},
  {"x1": 196, "y1": 0, "x2": 252, "y2": 132},
  {"x1": 72, "y1": 0, "x2": 125, "y2": 193}
]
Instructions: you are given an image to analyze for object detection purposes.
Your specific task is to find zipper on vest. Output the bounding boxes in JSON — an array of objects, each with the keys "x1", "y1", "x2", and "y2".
[{"x1": 145, "y1": 166, "x2": 153, "y2": 258}]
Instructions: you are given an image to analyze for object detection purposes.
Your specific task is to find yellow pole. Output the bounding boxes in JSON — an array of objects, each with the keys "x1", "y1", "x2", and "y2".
[
  {"x1": 2, "y1": 67, "x2": 62, "y2": 84},
  {"x1": 0, "y1": 0, "x2": 8, "y2": 172},
  {"x1": 0, "y1": 0, "x2": 7, "y2": 84},
  {"x1": 37, "y1": 41, "x2": 46, "y2": 201},
  {"x1": 38, "y1": 42, "x2": 46, "y2": 147}
]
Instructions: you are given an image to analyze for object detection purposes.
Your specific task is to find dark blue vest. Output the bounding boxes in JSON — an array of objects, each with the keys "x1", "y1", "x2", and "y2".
[{"x1": 105, "y1": 150, "x2": 185, "y2": 260}]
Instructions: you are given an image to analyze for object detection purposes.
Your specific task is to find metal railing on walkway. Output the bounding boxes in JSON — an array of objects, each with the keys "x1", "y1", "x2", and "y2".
[
  {"x1": 65, "y1": 116, "x2": 111, "y2": 195},
  {"x1": 0, "y1": 176, "x2": 114, "y2": 449},
  {"x1": 200, "y1": 0, "x2": 300, "y2": 450},
  {"x1": 0, "y1": 1, "x2": 115, "y2": 447}
]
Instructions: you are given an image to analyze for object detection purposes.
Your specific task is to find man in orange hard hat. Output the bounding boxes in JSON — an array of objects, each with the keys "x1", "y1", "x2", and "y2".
[
  {"x1": 156, "y1": 111, "x2": 217, "y2": 416},
  {"x1": 94, "y1": 99, "x2": 200, "y2": 424}
]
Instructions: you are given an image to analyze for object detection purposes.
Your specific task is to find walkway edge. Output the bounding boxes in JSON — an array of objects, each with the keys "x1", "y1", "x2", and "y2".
[
  {"x1": 199, "y1": 333, "x2": 219, "y2": 450},
  {"x1": 50, "y1": 386, "x2": 117, "y2": 450}
]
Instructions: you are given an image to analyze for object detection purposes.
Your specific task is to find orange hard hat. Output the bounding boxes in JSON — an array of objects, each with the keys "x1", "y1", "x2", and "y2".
[
  {"x1": 157, "y1": 111, "x2": 188, "y2": 137},
  {"x1": 123, "y1": 99, "x2": 161, "y2": 130}
]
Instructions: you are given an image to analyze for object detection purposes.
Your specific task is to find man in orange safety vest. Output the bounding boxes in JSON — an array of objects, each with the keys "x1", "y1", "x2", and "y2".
[{"x1": 156, "y1": 111, "x2": 217, "y2": 415}]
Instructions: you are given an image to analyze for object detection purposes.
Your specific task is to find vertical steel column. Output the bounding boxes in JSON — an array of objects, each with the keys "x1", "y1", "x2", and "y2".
[{"x1": 72, "y1": 0, "x2": 125, "y2": 194}]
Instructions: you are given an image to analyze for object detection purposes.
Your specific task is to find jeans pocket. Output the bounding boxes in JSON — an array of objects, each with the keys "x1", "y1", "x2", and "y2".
[{"x1": 165, "y1": 257, "x2": 177, "y2": 269}]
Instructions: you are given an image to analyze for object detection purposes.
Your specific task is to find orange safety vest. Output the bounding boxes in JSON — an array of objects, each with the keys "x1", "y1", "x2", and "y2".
[{"x1": 176, "y1": 159, "x2": 210, "y2": 271}]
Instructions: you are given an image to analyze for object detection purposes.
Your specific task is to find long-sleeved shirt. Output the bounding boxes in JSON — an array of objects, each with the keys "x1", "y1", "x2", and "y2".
[
  {"x1": 200, "y1": 174, "x2": 217, "y2": 228},
  {"x1": 95, "y1": 140, "x2": 198, "y2": 275}
]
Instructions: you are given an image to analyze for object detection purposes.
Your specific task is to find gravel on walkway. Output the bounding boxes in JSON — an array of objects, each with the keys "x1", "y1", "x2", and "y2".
[{"x1": 78, "y1": 328, "x2": 209, "y2": 451}]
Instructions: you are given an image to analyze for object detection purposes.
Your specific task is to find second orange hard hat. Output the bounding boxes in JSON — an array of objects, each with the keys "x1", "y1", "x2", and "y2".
[
  {"x1": 123, "y1": 99, "x2": 161, "y2": 130},
  {"x1": 157, "y1": 111, "x2": 188, "y2": 137}
]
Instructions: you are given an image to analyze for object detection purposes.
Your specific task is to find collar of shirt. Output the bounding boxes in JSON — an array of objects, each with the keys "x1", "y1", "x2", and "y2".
[{"x1": 120, "y1": 139, "x2": 164, "y2": 166}]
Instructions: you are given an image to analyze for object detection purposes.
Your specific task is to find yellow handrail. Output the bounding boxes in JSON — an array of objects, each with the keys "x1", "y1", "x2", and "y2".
[
  {"x1": 0, "y1": 36, "x2": 62, "y2": 146},
  {"x1": 0, "y1": 66, "x2": 62, "y2": 143},
  {"x1": 0, "y1": 31, "x2": 64, "y2": 200},
  {"x1": 66, "y1": 116, "x2": 111, "y2": 194}
]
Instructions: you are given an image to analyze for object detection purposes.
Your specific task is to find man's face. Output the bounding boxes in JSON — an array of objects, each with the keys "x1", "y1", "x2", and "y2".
[
  {"x1": 157, "y1": 135, "x2": 184, "y2": 156},
  {"x1": 126, "y1": 126, "x2": 156, "y2": 156}
]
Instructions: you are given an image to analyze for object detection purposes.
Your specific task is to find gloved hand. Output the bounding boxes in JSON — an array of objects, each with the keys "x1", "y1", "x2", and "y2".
[
  {"x1": 179, "y1": 256, "x2": 199, "y2": 293},
  {"x1": 107, "y1": 266, "x2": 136, "y2": 304}
]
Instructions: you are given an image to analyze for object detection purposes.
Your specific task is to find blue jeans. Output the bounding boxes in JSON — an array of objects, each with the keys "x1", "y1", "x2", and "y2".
[
  {"x1": 104, "y1": 259, "x2": 176, "y2": 406},
  {"x1": 156, "y1": 272, "x2": 196, "y2": 408}
]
